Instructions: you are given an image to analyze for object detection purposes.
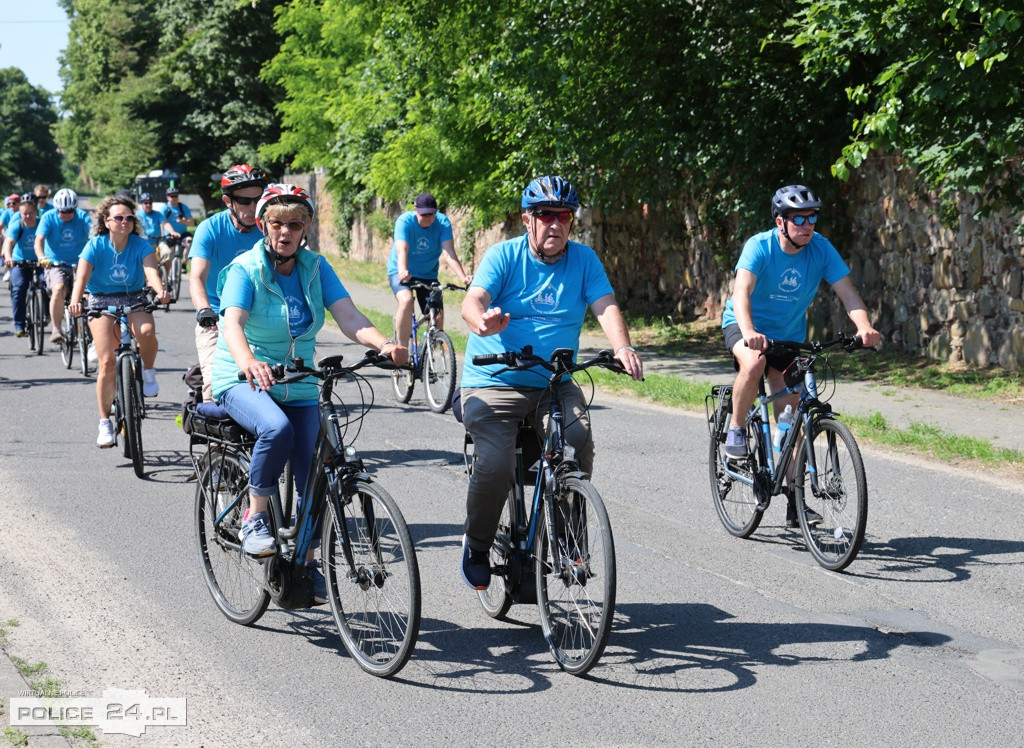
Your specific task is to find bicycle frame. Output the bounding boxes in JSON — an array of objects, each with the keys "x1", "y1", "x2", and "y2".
[{"x1": 401, "y1": 281, "x2": 443, "y2": 375}]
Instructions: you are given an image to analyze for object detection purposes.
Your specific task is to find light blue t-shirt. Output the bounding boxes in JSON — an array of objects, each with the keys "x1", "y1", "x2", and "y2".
[
  {"x1": 37, "y1": 209, "x2": 92, "y2": 264},
  {"x1": 461, "y1": 235, "x2": 615, "y2": 389},
  {"x1": 220, "y1": 253, "x2": 350, "y2": 338},
  {"x1": 161, "y1": 202, "x2": 192, "y2": 235},
  {"x1": 721, "y1": 229, "x2": 850, "y2": 342},
  {"x1": 385, "y1": 211, "x2": 454, "y2": 278},
  {"x1": 190, "y1": 210, "x2": 265, "y2": 313},
  {"x1": 5, "y1": 216, "x2": 38, "y2": 262},
  {"x1": 136, "y1": 208, "x2": 163, "y2": 243},
  {"x1": 80, "y1": 234, "x2": 154, "y2": 294},
  {"x1": 0, "y1": 208, "x2": 12, "y2": 230}
]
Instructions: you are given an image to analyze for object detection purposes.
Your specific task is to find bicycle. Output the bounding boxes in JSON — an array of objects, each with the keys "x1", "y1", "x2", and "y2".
[
  {"x1": 188, "y1": 351, "x2": 421, "y2": 678},
  {"x1": 87, "y1": 296, "x2": 155, "y2": 479},
  {"x1": 392, "y1": 280, "x2": 463, "y2": 413},
  {"x1": 161, "y1": 233, "x2": 190, "y2": 308},
  {"x1": 43, "y1": 263, "x2": 80, "y2": 369},
  {"x1": 467, "y1": 346, "x2": 624, "y2": 675},
  {"x1": 17, "y1": 261, "x2": 49, "y2": 356},
  {"x1": 707, "y1": 333, "x2": 870, "y2": 571}
]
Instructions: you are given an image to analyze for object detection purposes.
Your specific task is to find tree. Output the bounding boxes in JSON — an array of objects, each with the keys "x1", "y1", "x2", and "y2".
[{"x1": 0, "y1": 67, "x2": 62, "y2": 191}]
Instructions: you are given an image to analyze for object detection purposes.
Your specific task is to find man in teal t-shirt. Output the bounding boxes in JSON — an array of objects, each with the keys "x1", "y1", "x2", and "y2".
[{"x1": 34, "y1": 188, "x2": 92, "y2": 342}]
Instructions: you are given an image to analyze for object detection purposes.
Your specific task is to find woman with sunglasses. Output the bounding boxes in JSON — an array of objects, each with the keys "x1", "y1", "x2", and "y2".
[
  {"x1": 68, "y1": 193, "x2": 171, "y2": 448},
  {"x1": 719, "y1": 184, "x2": 880, "y2": 524}
]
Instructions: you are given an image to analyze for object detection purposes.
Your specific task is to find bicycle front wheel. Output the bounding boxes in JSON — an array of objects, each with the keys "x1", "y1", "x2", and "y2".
[
  {"x1": 708, "y1": 415, "x2": 764, "y2": 538},
  {"x1": 60, "y1": 313, "x2": 75, "y2": 368},
  {"x1": 535, "y1": 476, "x2": 615, "y2": 676},
  {"x1": 32, "y1": 291, "x2": 45, "y2": 356},
  {"x1": 794, "y1": 418, "x2": 868, "y2": 571},
  {"x1": 27, "y1": 291, "x2": 39, "y2": 352},
  {"x1": 422, "y1": 330, "x2": 457, "y2": 413},
  {"x1": 322, "y1": 478, "x2": 421, "y2": 677},
  {"x1": 119, "y1": 354, "x2": 145, "y2": 478},
  {"x1": 78, "y1": 319, "x2": 90, "y2": 377},
  {"x1": 477, "y1": 489, "x2": 515, "y2": 619},
  {"x1": 169, "y1": 256, "x2": 182, "y2": 302},
  {"x1": 195, "y1": 449, "x2": 271, "y2": 625}
]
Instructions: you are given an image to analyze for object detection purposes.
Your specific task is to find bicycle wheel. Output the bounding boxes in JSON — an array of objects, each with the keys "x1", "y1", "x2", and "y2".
[
  {"x1": 794, "y1": 418, "x2": 868, "y2": 571},
  {"x1": 322, "y1": 477, "x2": 421, "y2": 678},
  {"x1": 169, "y1": 256, "x2": 182, "y2": 302},
  {"x1": 422, "y1": 330, "x2": 457, "y2": 413},
  {"x1": 535, "y1": 476, "x2": 615, "y2": 676},
  {"x1": 27, "y1": 290, "x2": 38, "y2": 352},
  {"x1": 119, "y1": 354, "x2": 145, "y2": 478},
  {"x1": 78, "y1": 319, "x2": 90, "y2": 377},
  {"x1": 477, "y1": 490, "x2": 515, "y2": 619},
  {"x1": 708, "y1": 414, "x2": 765, "y2": 538},
  {"x1": 32, "y1": 291, "x2": 45, "y2": 356},
  {"x1": 195, "y1": 449, "x2": 271, "y2": 625},
  {"x1": 391, "y1": 334, "x2": 415, "y2": 403},
  {"x1": 60, "y1": 313, "x2": 75, "y2": 368}
]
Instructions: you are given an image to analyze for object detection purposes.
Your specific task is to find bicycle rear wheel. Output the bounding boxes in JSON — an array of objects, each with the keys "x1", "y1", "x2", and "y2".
[
  {"x1": 535, "y1": 476, "x2": 615, "y2": 676},
  {"x1": 78, "y1": 319, "x2": 90, "y2": 377},
  {"x1": 477, "y1": 490, "x2": 515, "y2": 619},
  {"x1": 169, "y1": 256, "x2": 182, "y2": 302},
  {"x1": 422, "y1": 330, "x2": 457, "y2": 413},
  {"x1": 195, "y1": 449, "x2": 271, "y2": 625},
  {"x1": 119, "y1": 354, "x2": 145, "y2": 478},
  {"x1": 795, "y1": 418, "x2": 868, "y2": 571},
  {"x1": 708, "y1": 414, "x2": 765, "y2": 538},
  {"x1": 60, "y1": 313, "x2": 75, "y2": 368},
  {"x1": 322, "y1": 477, "x2": 421, "y2": 678}
]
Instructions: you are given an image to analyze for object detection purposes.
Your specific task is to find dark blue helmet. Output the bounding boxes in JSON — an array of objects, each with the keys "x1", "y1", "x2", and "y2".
[{"x1": 521, "y1": 176, "x2": 579, "y2": 211}]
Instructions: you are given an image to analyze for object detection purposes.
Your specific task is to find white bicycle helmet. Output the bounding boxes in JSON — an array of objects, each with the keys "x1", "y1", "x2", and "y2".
[{"x1": 53, "y1": 188, "x2": 78, "y2": 212}]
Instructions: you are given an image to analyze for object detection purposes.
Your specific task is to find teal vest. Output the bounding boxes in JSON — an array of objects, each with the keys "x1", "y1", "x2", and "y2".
[{"x1": 211, "y1": 243, "x2": 325, "y2": 404}]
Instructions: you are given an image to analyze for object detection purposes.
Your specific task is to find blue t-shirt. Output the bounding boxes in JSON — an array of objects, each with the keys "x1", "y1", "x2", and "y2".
[
  {"x1": 37, "y1": 209, "x2": 92, "y2": 264},
  {"x1": 37, "y1": 204, "x2": 53, "y2": 215},
  {"x1": 461, "y1": 235, "x2": 615, "y2": 389},
  {"x1": 191, "y1": 210, "x2": 265, "y2": 313},
  {"x1": 80, "y1": 234, "x2": 154, "y2": 294},
  {"x1": 220, "y1": 253, "x2": 350, "y2": 338},
  {"x1": 385, "y1": 211, "x2": 454, "y2": 278},
  {"x1": 5, "y1": 216, "x2": 39, "y2": 262},
  {"x1": 0, "y1": 208, "x2": 12, "y2": 230},
  {"x1": 136, "y1": 208, "x2": 163, "y2": 242},
  {"x1": 721, "y1": 229, "x2": 850, "y2": 342},
  {"x1": 161, "y1": 202, "x2": 192, "y2": 235}
]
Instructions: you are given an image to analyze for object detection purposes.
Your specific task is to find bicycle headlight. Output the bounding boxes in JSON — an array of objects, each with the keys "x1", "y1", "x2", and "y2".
[
  {"x1": 345, "y1": 445, "x2": 357, "y2": 459},
  {"x1": 563, "y1": 444, "x2": 576, "y2": 461}
]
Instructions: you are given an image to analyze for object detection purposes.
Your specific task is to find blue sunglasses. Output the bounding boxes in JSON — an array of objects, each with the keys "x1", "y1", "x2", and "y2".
[{"x1": 787, "y1": 213, "x2": 818, "y2": 226}]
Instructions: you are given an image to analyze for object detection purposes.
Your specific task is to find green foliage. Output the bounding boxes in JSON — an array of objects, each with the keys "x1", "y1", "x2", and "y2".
[{"x1": 0, "y1": 68, "x2": 62, "y2": 191}]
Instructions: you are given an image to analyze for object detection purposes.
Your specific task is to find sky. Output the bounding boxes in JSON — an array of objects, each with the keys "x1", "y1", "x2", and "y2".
[{"x1": 0, "y1": 0, "x2": 69, "y2": 94}]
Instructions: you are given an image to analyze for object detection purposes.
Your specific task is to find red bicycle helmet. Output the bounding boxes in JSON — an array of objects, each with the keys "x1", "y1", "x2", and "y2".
[
  {"x1": 256, "y1": 183, "x2": 314, "y2": 220},
  {"x1": 220, "y1": 164, "x2": 269, "y2": 194}
]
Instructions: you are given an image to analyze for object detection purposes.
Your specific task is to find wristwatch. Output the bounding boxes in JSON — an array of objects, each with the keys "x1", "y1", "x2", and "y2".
[{"x1": 616, "y1": 345, "x2": 636, "y2": 354}]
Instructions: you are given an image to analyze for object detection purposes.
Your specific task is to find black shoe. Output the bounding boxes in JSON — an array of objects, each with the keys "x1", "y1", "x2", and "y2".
[
  {"x1": 460, "y1": 534, "x2": 491, "y2": 590},
  {"x1": 786, "y1": 495, "x2": 823, "y2": 528}
]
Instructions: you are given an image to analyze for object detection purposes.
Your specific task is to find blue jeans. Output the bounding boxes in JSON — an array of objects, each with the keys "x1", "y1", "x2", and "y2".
[
  {"x1": 9, "y1": 265, "x2": 30, "y2": 327},
  {"x1": 220, "y1": 383, "x2": 319, "y2": 511}
]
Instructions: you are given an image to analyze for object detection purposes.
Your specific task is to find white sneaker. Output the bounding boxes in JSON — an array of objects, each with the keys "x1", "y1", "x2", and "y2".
[
  {"x1": 97, "y1": 419, "x2": 116, "y2": 448},
  {"x1": 2, "y1": 270, "x2": 9, "y2": 282},
  {"x1": 142, "y1": 368, "x2": 159, "y2": 397},
  {"x1": 87, "y1": 342, "x2": 98, "y2": 363}
]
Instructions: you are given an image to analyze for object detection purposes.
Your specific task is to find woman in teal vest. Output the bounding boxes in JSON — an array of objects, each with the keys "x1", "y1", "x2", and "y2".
[{"x1": 211, "y1": 184, "x2": 407, "y2": 586}]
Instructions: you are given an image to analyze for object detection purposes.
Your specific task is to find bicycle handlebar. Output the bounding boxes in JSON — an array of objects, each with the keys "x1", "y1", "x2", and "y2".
[
  {"x1": 236, "y1": 349, "x2": 399, "y2": 384},
  {"x1": 399, "y1": 279, "x2": 467, "y2": 292},
  {"x1": 473, "y1": 345, "x2": 626, "y2": 377},
  {"x1": 85, "y1": 297, "x2": 158, "y2": 318},
  {"x1": 745, "y1": 332, "x2": 870, "y2": 354}
]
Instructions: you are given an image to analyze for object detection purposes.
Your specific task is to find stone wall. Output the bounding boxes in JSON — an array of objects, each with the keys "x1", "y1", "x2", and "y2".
[{"x1": 299, "y1": 160, "x2": 1024, "y2": 371}]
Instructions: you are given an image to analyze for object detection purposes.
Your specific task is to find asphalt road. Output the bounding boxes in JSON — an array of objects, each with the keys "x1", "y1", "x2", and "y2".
[{"x1": 1, "y1": 287, "x2": 1022, "y2": 747}]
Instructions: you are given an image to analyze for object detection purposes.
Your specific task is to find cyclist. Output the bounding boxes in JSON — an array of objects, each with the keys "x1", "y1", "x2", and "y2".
[
  {"x1": 67, "y1": 194, "x2": 171, "y2": 447},
  {"x1": 135, "y1": 193, "x2": 163, "y2": 252},
  {"x1": 34, "y1": 188, "x2": 92, "y2": 343},
  {"x1": 1, "y1": 193, "x2": 41, "y2": 337},
  {"x1": 387, "y1": 192, "x2": 472, "y2": 349},
  {"x1": 189, "y1": 164, "x2": 267, "y2": 401},
  {"x1": 33, "y1": 185, "x2": 52, "y2": 215},
  {"x1": 721, "y1": 184, "x2": 880, "y2": 525},
  {"x1": 458, "y1": 176, "x2": 644, "y2": 589},
  {"x1": 160, "y1": 186, "x2": 194, "y2": 269},
  {"x1": 211, "y1": 184, "x2": 407, "y2": 598},
  {"x1": 0, "y1": 193, "x2": 20, "y2": 241}
]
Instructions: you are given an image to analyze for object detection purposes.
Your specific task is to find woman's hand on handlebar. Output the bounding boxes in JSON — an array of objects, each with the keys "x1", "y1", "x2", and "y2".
[
  {"x1": 240, "y1": 358, "x2": 277, "y2": 392},
  {"x1": 69, "y1": 299, "x2": 84, "y2": 318}
]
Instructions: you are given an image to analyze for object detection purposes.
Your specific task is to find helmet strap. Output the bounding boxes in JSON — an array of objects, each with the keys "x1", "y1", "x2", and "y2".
[{"x1": 228, "y1": 198, "x2": 257, "y2": 231}]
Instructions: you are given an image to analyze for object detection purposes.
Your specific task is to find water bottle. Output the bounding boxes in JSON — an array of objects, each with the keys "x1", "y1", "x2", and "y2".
[{"x1": 773, "y1": 404, "x2": 794, "y2": 452}]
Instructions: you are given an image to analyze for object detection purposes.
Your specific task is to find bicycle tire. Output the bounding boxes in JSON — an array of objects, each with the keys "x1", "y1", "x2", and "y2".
[
  {"x1": 708, "y1": 412, "x2": 765, "y2": 538},
  {"x1": 535, "y1": 476, "x2": 615, "y2": 676},
  {"x1": 169, "y1": 256, "x2": 182, "y2": 303},
  {"x1": 60, "y1": 313, "x2": 75, "y2": 368},
  {"x1": 120, "y1": 354, "x2": 145, "y2": 478},
  {"x1": 422, "y1": 330, "x2": 457, "y2": 413},
  {"x1": 322, "y1": 477, "x2": 421, "y2": 678},
  {"x1": 78, "y1": 318, "x2": 90, "y2": 377},
  {"x1": 391, "y1": 333, "x2": 415, "y2": 403},
  {"x1": 477, "y1": 490, "x2": 515, "y2": 619},
  {"x1": 32, "y1": 290, "x2": 45, "y2": 356},
  {"x1": 195, "y1": 450, "x2": 271, "y2": 625},
  {"x1": 795, "y1": 418, "x2": 868, "y2": 571},
  {"x1": 27, "y1": 289, "x2": 38, "y2": 351}
]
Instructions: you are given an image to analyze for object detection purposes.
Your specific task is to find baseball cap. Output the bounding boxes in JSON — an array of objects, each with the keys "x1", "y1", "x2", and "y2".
[
  {"x1": 414, "y1": 193, "x2": 438, "y2": 215},
  {"x1": 166, "y1": 187, "x2": 179, "y2": 195}
]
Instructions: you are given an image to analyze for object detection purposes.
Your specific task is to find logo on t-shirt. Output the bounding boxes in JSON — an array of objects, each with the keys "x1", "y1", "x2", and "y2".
[
  {"x1": 288, "y1": 298, "x2": 306, "y2": 322},
  {"x1": 416, "y1": 237, "x2": 431, "y2": 253},
  {"x1": 529, "y1": 288, "x2": 558, "y2": 315},
  {"x1": 110, "y1": 264, "x2": 129, "y2": 283},
  {"x1": 778, "y1": 268, "x2": 802, "y2": 296},
  {"x1": 61, "y1": 226, "x2": 75, "y2": 244}
]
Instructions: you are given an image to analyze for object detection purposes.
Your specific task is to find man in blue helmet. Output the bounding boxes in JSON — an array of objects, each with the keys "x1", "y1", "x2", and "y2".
[
  {"x1": 721, "y1": 184, "x2": 880, "y2": 525},
  {"x1": 457, "y1": 175, "x2": 644, "y2": 590}
]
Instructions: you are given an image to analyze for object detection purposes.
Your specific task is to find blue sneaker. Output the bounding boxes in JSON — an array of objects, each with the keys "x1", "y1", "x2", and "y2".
[
  {"x1": 307, "y1": 560, "x2": 327, "y2": 606},
  {"x1": 724, "y1": 427, "x2": 748, "y2": 460},
  {"x1": 239, "y1": 512, "x2": 276, "y2": 557},
  {"x1": 460, "y1": 535, "x2": 491, "y2": 590}
]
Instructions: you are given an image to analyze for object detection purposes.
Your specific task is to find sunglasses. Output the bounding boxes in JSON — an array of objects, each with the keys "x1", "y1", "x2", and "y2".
[
  {"x1": 108, "y1": 214, "x2": 136, "y2": 224},
  {"x1": 787, "y1": 213, "x2": 818, "y2": 226},
  {"x1": 229, "y1": 195, "x2": 259, "y2": 206},
  {"x1": 266, "y1": 219, "x2": 306, "y2": 232},
  {"x1": 533, "y1": 210, "x2": 574, "y2": 225}
]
